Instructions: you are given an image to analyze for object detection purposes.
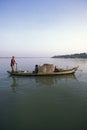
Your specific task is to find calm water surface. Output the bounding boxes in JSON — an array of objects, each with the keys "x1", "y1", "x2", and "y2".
[{"x1": 0, "y1": 58, "x2": 87, "y2": 130}]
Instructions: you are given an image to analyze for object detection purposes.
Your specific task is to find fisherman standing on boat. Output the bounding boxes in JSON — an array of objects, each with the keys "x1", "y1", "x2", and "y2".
[{"x1": 10, "y1": 56, "x2": 17, "y2": 72}]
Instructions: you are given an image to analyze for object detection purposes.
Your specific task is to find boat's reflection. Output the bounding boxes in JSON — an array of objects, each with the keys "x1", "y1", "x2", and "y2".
[
  {"x1": 34, "y1": 74, "x2": 77, "y2": 85},
  {"x1": 10, "y1": 74, "x2": 77, "y2": 91}
]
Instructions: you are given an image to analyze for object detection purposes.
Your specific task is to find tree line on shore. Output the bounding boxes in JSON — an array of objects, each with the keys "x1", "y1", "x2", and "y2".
[{"x1": 52, "y1": 53, "x2": 87, "y2": 58}]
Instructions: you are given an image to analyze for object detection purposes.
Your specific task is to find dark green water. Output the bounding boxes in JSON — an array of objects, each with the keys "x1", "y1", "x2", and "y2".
[{"x1": 0, "y1": 58, "x2": 87, "y2": 129}]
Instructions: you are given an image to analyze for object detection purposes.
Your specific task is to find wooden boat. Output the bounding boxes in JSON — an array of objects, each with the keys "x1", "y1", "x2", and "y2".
[{"x1": 7, "y1": 67, "x2": 78, "y2": 76}]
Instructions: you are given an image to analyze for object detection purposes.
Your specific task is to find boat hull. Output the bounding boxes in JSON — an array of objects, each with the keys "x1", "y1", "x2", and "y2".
[{"x1": 7, "y1": 67, "x2": 78, "y2": 76}]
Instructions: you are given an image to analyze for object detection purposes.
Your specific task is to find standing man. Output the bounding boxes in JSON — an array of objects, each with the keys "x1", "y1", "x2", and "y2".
[{"x1": 10, "y1": 56, "x2": 17, "y2": 72}]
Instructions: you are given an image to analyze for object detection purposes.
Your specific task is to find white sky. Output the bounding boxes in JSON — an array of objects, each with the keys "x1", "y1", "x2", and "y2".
[{"x1": 0, "y1": 0, "x2": 87, "y2": 57}]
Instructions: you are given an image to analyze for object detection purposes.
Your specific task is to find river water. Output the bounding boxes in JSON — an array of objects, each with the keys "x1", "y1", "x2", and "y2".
[{"x1": 0, "y1": 57, "x2": 87, "y2": 130}]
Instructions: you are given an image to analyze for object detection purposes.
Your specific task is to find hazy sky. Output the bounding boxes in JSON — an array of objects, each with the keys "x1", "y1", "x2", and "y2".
[{"x1": 0, "y1": 0, "x2": 87, "y2": 57}]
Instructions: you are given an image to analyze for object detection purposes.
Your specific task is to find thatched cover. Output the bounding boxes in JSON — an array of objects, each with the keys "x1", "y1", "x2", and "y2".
[{"x1": 38, "y1": 64, "x2": 54, "y2": 73}]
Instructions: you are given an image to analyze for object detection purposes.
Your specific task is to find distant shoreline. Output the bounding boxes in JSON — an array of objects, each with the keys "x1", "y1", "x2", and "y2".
[
  {"x1": 1, "y1": 53, "x2": 87, "y2": 59},
  {"x1": 52, "y1": 53, "x2": 87, "y2": 58}
]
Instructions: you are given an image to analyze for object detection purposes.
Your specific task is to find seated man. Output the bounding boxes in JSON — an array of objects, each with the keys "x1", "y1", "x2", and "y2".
[
  {"x1": 54, "y1": 66, "x2": 59, "y2": 72},
  {"x1": 34, "y1": 64, "x2": 38, "y2": 73}
]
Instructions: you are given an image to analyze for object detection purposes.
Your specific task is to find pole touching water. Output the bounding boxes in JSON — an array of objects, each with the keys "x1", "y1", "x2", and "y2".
[{"x1": 16, "y1": 63, "x2": 17, "y2": 71}]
